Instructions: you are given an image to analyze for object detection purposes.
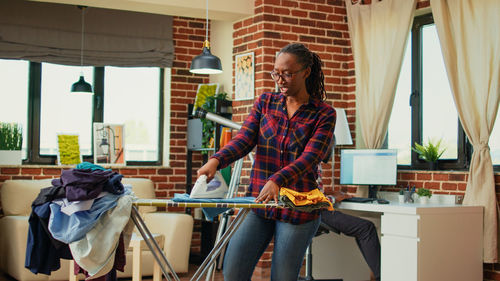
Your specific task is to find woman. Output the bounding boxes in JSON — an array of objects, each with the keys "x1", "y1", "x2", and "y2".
[{"x1": 197, "y1": 43, "x2": 336, "y2": 281}]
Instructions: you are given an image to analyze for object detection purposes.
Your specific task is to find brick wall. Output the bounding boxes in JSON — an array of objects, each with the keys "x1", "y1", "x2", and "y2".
[
  {"x1": 2, "y1": 0, "x2": 500, "y2": 280},
  {"x1": 231, "y1": 0, "x2": 352, "y2": 277},
  {"x1": 0, "y1": 15, "x2": 212, "y2": 257}
]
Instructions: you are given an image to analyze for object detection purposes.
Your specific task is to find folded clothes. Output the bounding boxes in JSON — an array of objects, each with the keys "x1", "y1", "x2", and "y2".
[
  {"x1": 280, "y1": 196, "x2": 331, "y2": 212},
  {"x1": 279, "y1": 188, "x2": 333, "y2": 212}
]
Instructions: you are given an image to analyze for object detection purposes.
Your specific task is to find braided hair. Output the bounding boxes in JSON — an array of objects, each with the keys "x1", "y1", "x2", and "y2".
[{"x1": 278, "y1": 43, "x2": 326, "y2": 101}]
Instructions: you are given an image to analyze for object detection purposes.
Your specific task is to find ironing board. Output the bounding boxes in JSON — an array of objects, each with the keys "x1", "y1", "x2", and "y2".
[{"x1": 131, "y1": 198, "x2": 283, "y2": 281}]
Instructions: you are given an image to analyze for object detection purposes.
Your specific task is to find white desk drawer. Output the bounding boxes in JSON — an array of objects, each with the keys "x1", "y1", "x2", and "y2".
[{"x1": 381, "y1": 213, "x2": 419, "y2": 237}]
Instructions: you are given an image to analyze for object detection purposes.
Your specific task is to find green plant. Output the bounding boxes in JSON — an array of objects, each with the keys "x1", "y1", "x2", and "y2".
[
  {"x1": 0, "y1": 122, "x2": 23, "y2": 150},
  {"x1": 416, "y1": 188, "x2": 432, "y2": 198},
  {"x1": 200, "y1": 92, "x2": 228, "y2": 153},
  {"x1": 412, "y1": 138, "x2": 446, "y2": 162}
]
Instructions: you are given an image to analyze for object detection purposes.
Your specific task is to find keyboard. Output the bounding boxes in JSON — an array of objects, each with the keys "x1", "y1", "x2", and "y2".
[{"x1": 343, "y1": 197, "x2": 375, "y2": 203}]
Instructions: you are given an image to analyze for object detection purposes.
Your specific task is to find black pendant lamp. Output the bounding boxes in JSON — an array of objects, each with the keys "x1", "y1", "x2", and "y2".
[
  {"x1": 189, "y1": 0, "x2": 223, "y2": 75},
  {"x1": 71, "y1": 6, "x2": 93, "y2": 94}
]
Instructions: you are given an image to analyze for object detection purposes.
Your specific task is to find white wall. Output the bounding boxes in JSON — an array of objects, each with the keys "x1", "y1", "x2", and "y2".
[{"x1": 210, "y1": 20, "x2": 234, "y2": 97}]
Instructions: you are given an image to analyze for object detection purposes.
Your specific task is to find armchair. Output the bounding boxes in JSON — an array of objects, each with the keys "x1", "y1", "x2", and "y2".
[{"x1": 0, "y1": 177, "x2": 193, "y2": 281}]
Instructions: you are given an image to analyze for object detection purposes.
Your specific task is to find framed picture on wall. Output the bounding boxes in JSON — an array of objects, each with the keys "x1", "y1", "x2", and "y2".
[
  {"x1": 235, "y1": 52, "x2": 254, "y2": 101},
  {"x1": 56, "y1": 134, "x2": 81, "y2": 165},
  {"x1": 93, "y1": 123, "x2": 125, "y2": 165},
  {"x1": 192, "y1": 83, "x2": 220, "y2": 115}
]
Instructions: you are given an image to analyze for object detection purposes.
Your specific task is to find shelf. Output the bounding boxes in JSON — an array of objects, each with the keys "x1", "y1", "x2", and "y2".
[{"x1": 188, "y1": 148, "x2": 215, "y2": 152}]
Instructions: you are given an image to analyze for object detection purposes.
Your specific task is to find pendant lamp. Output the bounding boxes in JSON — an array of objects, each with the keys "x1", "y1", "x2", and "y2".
[
  {"x1": 71, "y1": 6, "x2": 93, "y2": 94},
  {"x1": 189, "y1": 0, "x2": 223, "y2": 74}
]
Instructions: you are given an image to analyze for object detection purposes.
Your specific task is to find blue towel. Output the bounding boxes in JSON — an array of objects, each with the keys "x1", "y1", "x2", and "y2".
[{"x1": 172, "y1": 193, "x2": 256, "y2": 221}]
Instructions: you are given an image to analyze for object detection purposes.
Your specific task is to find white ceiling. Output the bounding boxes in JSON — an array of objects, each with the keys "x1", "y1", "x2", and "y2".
[{"x1": 29, "y1": 0, "x2": 254, "y2": 21}]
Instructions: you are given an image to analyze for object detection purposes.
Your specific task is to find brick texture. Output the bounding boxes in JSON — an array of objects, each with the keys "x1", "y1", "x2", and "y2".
[{"x1": 1, "y1": 0, "x2": 499, "y2": 279}]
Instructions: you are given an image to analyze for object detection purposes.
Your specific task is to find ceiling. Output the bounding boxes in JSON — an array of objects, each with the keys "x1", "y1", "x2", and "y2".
[{"x1": 29, "y1": 0, "x2": 254, "y2": 21}]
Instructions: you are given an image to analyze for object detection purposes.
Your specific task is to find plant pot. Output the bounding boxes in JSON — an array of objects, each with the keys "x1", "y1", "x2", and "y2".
[
  {"x1": 419, "y1": 196, "x2": 429, "y2": 204},
  {"x1": 428, "y1": 161, "x2": 438, "y2": 170},
  {"x1": 398, "y1": 194, "x2": 405, "y2": 203},
  {"x1": 0, "y1": 150, "x2": 22, "y2": 165}
]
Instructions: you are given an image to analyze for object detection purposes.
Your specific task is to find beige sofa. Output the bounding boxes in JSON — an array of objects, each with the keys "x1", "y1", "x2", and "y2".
[{"x1": 0, "y1": 178, "x2": 194, "y2": 281}]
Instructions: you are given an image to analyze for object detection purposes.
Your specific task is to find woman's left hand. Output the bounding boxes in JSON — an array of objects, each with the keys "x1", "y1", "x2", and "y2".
[{"x1": 255, "y1": 180, "x2": 280, "y2": 204}]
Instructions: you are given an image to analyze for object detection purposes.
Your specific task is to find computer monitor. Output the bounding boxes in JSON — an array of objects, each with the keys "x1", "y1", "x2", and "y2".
[{"x1": 340, "y1": 149, "x2": 398, "y2": 199}]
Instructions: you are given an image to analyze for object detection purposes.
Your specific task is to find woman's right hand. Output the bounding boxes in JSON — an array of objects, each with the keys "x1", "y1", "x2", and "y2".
[{"x1": 197, "y1": 158, "x2": 220, "y2": 182}]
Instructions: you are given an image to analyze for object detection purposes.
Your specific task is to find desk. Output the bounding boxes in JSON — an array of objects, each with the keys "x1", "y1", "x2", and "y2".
[{"x1": 313, "y1": 201, "x2": 483, "y2": 281}]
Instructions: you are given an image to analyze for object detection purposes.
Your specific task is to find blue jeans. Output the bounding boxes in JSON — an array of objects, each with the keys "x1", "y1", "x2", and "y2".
[{"x1": 223, "y1": 211, "x2": 320, "y2": 281}]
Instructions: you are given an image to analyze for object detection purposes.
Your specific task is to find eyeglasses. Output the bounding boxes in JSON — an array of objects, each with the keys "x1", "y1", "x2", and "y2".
[{"x1": 270, "y1": 67, "x2": 306, "y2": 81}]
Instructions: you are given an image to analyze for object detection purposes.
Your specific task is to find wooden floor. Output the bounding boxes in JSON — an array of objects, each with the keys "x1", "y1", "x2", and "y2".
[
  {"x1": 0, "y1": 264, "x2": 248, "y2": 281},
  {"x1": 145, "y1": 263, "x2": 267, "y2": 281},
  {"x1": 165, "y1": 263, "x2": 225, "y2": 281}
]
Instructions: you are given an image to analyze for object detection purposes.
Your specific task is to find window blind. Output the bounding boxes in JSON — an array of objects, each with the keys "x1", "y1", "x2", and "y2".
[{"x1": 0, "y1": 0, "x2": 173, "y2": 67}]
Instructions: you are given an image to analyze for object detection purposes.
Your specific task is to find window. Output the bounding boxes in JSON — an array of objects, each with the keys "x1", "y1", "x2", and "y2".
[
  {"x1": 0, "y1": 59, "x2": 29, "y2": 159},
  {"x1": 388, "y1": 14, "x2": 470, "y2": 170},
  {"x1": 104, "y1": 67, "x2": 161, "y2": 162},
  {"x1": 40, "y1": 63, "x2": 94, "y2": 156},
  {"x1": 388, "y1": 36, "x2": 412, "y2": 165},
  {"x1": 0, "y1": 59, "x2": 166, "y2": 165}
]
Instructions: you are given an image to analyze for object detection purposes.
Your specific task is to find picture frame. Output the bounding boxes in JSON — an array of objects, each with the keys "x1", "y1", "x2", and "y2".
[
  {"x1": 192, "y1": 83, "x2": 220, "y2": 115},
  {"x1": 93, "y1": 123, "x2": 125, "y2": 165},
  {"x1": 235, "y1": 52, "x2": 255, "y2": 101},
  {"x1": 275, "y1": 51, "x2": 280, "y2": 92},
  {"x1": 56, "y1": 134, "x2": 82, "y2": 165}
]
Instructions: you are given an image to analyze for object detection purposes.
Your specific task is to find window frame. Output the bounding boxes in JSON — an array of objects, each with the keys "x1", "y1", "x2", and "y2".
[
  {"x1": 399, "y1": 13, "x2": 472, "y2": 171},
  {"x1": 23, "y1": 62, "x2": 164, "y2": 166}
]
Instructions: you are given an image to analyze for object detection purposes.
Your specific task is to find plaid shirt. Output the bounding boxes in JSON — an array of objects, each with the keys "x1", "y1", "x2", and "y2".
[{"x1": 211, "y1": 92, "x2": 336, "y2": 224}]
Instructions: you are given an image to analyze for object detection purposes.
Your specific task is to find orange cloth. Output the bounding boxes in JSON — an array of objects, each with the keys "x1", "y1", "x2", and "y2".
[
  {"x1": 279, "y1": 187, "x2": 334, "y2": 211},
  {"x1": 220, "y1": 127, "x2": 232, "y2": 147}
]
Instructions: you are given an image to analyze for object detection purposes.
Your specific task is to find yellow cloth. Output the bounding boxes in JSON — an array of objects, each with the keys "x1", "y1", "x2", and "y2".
[{"x1": 279, "y1": 188, "x2": 333, "y2": 211}]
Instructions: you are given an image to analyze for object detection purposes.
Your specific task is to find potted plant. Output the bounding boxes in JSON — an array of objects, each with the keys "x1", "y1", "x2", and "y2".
[
  {"x1": 412, "y1": 138, "x2": 446, "y2": 170},
  {"x1": 416, "y1": 188, "x2": 432, "y2": 204},
  {"x1": 0, "y1": 122, "x2": 23, "y2": 165},
  {"x1": 398, "y1": 189, "x2": 405, "y2": 203},
  {"x1": 200, "y1": 92, "x2": 228, "y2": 154}
]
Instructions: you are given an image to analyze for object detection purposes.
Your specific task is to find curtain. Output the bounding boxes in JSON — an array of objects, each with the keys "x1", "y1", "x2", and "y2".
[
  {"x1": 430, "y1": 0, "x2": 500, "y2": 263},
  {"x1": 0, "y1": 0, "x2": 173, "y2": 67},
  {"x1": 345, "y1": 0, "x2": 417, "y2": 149}
]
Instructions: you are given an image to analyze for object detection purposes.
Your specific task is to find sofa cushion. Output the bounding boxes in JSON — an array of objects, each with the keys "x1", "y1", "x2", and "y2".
[
  {"x1": 1, "y1": 179, "x2": 53, "y2": 216},
  {"x1": 121, "y1": 178, "x2": 157, "y2": 213}
]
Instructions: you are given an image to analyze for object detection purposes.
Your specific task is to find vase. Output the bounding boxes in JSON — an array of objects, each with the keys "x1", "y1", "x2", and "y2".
[
  {"x1": 0, "y1": 150, "x2": 22, "y2": 165},
  {"x1": 429, "y1": 161, "x2": 438, "y2": 170},
  {"x1": 398, "y1": 194, "x2": 405, "y2": 203},
  {"x1": 419, "y1": 196, "x2": 429, "y2": 204}
]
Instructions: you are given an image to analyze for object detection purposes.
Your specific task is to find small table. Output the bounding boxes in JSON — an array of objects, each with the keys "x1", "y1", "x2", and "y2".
[
  {"x1": 68, "y1": 233, "x2": 165, "y2": 281},
  {"x1": 130, "y1": 232, "x2": 165, "y2": 281}
]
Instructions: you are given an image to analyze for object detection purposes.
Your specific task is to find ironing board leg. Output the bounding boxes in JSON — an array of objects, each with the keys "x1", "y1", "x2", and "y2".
[
  {"x1": 190, "y1": 208, "x2": 250, "y2": 281},
  {"x1": 131, "y1": 205, "x2": 180, "y2": 281}
]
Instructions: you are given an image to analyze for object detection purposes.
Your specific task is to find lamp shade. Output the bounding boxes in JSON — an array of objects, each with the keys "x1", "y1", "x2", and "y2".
[
  {"x1": 334, "y1": 108, "x2": 353, "y2": 145},
  {"x1": 71, "y1": 75, "x2": 93, "y2": 93},
  {"x1": 190, "y1": 46, "x2": 223, "y2": 74}
]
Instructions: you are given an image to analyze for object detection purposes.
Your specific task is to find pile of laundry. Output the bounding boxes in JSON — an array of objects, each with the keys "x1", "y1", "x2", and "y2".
[{"x1": 25, "y1": 162, "x2": 135, "y2": 281}]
